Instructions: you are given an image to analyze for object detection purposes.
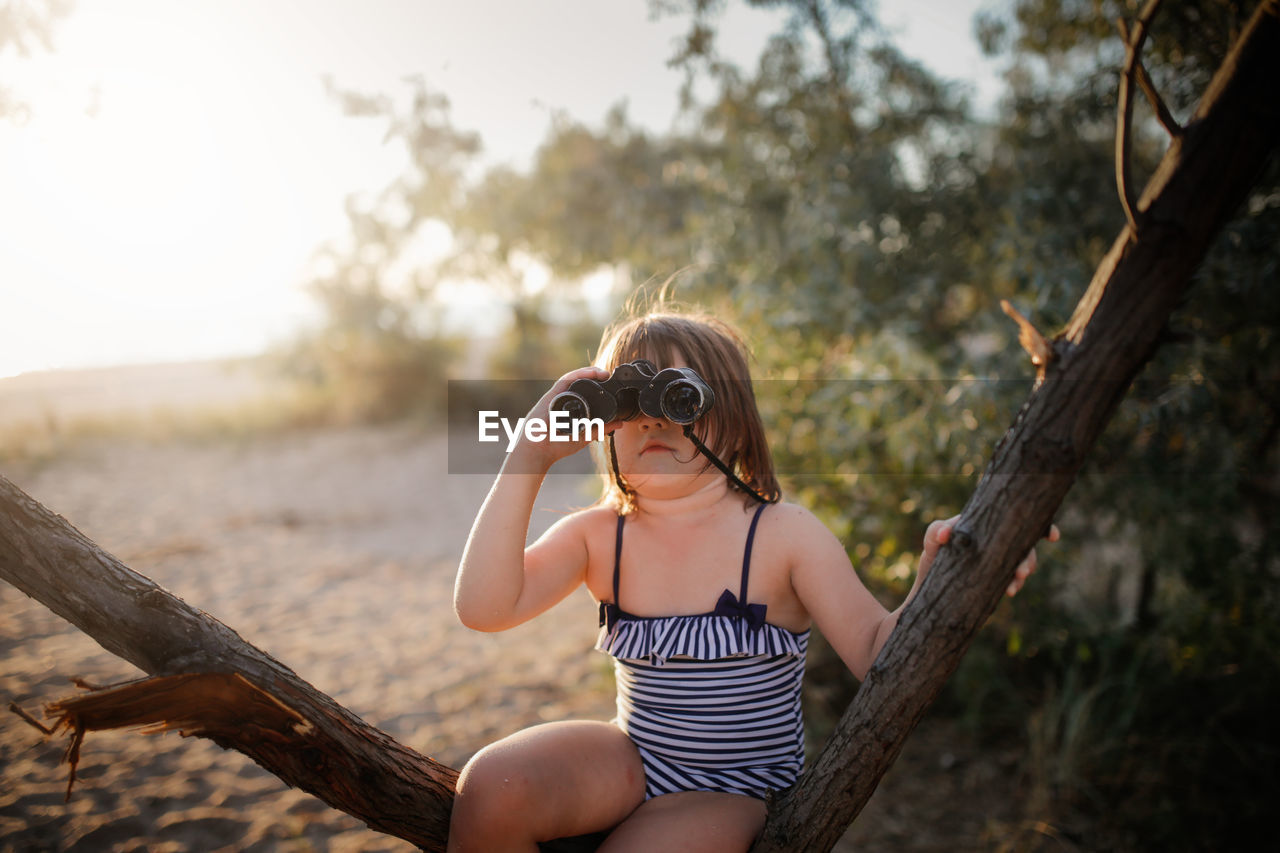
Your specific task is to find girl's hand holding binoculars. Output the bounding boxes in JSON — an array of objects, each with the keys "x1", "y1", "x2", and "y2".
[{"x1": 508, "y1": 367, "x2": 619, "y2": 469}]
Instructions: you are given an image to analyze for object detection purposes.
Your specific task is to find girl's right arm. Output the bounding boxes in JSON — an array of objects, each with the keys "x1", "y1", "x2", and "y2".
[{"x1": 453, "y1": 367, "x2": 610, "y2": 632}]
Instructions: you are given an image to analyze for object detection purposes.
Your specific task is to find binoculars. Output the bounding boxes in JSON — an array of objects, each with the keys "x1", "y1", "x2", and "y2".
[{"x1": 550, "y1": 360, "x2": 715, "y2": 426}]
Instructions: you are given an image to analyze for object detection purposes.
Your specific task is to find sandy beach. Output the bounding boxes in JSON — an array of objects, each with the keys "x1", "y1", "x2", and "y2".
[{"x1": 1, "y1": 363, "x2": 1022, "y2": 852}]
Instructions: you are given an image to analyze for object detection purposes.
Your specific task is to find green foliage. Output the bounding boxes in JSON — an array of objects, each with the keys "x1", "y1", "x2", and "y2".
[{"x1": 467, "y1": 106, "x2": 712, "y2": 281}]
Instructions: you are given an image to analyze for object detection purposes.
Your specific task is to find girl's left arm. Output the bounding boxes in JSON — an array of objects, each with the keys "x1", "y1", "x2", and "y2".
[
  {"x1": 789, "y1": 509, "x2": 1057, "y2": 681},
  {"x1": 785, "y1": 506, "x2": 899, "y2": 681}
]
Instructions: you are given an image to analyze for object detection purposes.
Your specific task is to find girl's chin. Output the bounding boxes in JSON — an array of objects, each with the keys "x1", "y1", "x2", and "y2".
[
  {"x1": 623, "y1": 469, "x2": 719, "y2": 492},
  {"x1": 624, "y1": 470, "x2": 684, "y2": 484},
  {"x1": 624, "y1": 456, "x2": 696, "y2": 475}
]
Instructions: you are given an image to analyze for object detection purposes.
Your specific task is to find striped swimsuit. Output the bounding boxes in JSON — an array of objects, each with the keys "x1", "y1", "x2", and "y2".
[{"x1": 595, "y1": 503, "x2": 810, "y2": 800}]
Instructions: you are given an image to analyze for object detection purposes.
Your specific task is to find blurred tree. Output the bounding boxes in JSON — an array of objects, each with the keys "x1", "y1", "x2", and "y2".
[
  {"x1": 306, "y1": 77, "x2": 614, "y2": 384},
  {"x1": 276, "y1": 78, "x2": 480, "y2": 417},
  {"x1": 0, "y1": 0, "x2": 73, "y2": 120},
  {"x1": 466, "y1": 105, "x2": 707, "y2": 282}
]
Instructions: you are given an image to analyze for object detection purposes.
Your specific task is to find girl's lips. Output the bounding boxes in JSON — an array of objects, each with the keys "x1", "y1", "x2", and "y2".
[{"x1": 641, "y1": 443, "x2": 673, "y2": 454}]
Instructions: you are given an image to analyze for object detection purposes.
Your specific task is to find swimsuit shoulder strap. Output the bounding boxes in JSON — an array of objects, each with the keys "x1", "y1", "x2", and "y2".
[
  {"x1": 739, "y1": 502, "x2": 768, "y2": 603},
  {"x1": 613, "y1": 513, "x2": 626, "y2": 608}
]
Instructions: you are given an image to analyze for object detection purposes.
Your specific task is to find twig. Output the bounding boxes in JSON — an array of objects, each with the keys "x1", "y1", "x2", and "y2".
[
  {"x1": 1115, "y1": 0, "x2": 1167, "y2": 238},
  {"x1": 1000, "y1": 300, "x2": 1055, "y2": 382},
  {"x1": 62, "y1": 722, "x2": 85, "y2": 802},
  {"x1": 1135, "y1": 61, "x2": 1183, "y2": 138},
  {"x1": 8, "y1": 701, "x2": 54, "y2": 735},
  {"x1": 1115, "y1": 16, "x2": 1182, "y2": 139}
]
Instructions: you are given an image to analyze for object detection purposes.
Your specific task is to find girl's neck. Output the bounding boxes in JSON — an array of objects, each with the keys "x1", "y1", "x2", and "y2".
[{"x1": 632, "y1": 477, "x2": 738, "y2": 519}]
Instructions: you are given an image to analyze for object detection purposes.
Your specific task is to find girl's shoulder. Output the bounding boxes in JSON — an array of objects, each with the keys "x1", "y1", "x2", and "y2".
[
  {"x1": 761, "y1": 500, "x2": 835, "y2": 535},
  {"x1": 544, "y1": 502, "x2": 621, "y2": 542},
  {"x1": 757, "y1": 500, "x2": 846, "y2": 560},
  {"x1": 530, "y1": 504, "x2": 620, "y2": 593}
]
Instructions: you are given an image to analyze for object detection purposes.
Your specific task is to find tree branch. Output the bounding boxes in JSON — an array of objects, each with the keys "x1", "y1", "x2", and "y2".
[
  {"x1": 754, "y1": 1, "x2": 1280, "y2": 850},
  {"x1": 0, "y1": 475, "x2": 458, "y2": 851},
  {"x1": 1135, "y1": 58, "x2": 1183, "y2": 138},
  {"x1": 1115, "y1": 16, "x2": 1183, "y2": 139},
  {"x1": 1115, "y1": 0, "x2": 1167, "y2": 237}
]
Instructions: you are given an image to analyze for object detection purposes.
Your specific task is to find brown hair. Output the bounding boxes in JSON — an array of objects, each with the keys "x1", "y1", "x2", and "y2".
[{"x1": 594, "y1": 308, "x2": 780, "y2": 513}]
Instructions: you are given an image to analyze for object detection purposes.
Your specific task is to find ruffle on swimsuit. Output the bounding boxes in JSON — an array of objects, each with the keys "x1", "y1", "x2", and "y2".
[{"x1": 596, "y1": 598, "x2": 808, "y2": 666}]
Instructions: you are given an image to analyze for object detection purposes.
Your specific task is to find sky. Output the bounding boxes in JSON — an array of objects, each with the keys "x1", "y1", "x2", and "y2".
[{"x1": 0, "y1": 0, "x2": 1005, "y2": 379}]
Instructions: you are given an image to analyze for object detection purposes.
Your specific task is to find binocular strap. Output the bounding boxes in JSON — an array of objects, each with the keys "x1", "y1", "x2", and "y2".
[{"x1": 681, "y1": 426, "x2": 777, "y2": 505}]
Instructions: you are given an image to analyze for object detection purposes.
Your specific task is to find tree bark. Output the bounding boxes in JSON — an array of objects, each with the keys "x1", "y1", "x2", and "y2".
[
  {"x1": 753, "y1": 2, "x2": 1280, "y2": 850},
  {"x1": 1, "y1": 4, "x2": 1277, "y2": 853}
]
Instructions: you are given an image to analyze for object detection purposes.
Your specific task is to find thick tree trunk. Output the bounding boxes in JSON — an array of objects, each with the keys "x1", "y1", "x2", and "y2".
[
  {"x1": 753, "y1": 2, "x2": 1280, "y2": 850},
  {"x1": 2, "y1": 4, "x2": 1277, "y2": 852}
]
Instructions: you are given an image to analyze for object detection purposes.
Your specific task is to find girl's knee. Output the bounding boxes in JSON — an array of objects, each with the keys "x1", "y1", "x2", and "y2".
[{"x1": 452, "y1": 741, "x2": 540, "y2": 834}]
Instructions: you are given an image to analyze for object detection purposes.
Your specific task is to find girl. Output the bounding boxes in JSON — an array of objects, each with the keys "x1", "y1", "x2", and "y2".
[{"x1": 451, "y1": 309, "x2": 1047, "y2": 852}]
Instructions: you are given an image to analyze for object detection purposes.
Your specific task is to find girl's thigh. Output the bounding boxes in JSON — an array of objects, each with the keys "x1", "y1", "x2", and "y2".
[
  {"x1": 452, "y1": 720, "x2": 646, "y2": 843},
  {"x1": 598, "y1": 789, "x2": 767, "y2": 853}
]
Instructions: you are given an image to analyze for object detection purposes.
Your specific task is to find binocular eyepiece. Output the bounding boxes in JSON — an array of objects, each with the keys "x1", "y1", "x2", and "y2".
[{"x1": 550, "y1": 360, "x2": 715, "y2": 426}]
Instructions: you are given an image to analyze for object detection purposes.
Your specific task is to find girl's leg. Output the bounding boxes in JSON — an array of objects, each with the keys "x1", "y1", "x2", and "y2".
[
  {"x1": 448, "y1": 720, "x2": 646, "y2": 853},
  {"x1": 597, "y1": 790, "x2": 767, "y2": 853}
]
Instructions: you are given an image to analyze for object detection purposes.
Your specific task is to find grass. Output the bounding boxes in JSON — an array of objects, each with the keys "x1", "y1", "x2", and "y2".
[{"x1": 0, "y1": 384, "x2": 350, "y2": 469}]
